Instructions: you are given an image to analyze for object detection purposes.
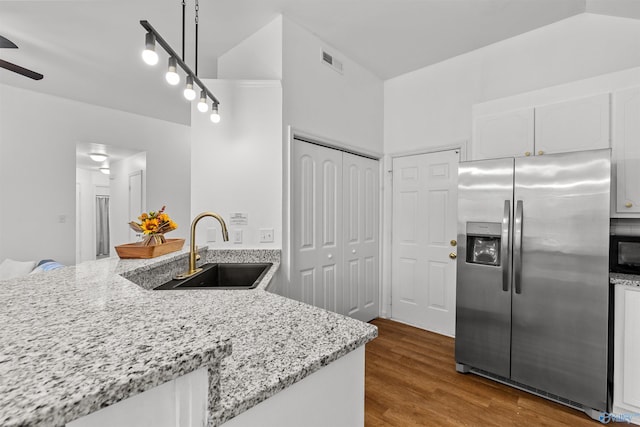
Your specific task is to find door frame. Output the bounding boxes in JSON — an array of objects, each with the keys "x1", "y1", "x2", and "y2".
[
  {"x1": 383, "y1": 140, "x2": 467, "y2": 322},
  {"x1": 285, "y1": 127, "x2": 383, "y2": 306}
]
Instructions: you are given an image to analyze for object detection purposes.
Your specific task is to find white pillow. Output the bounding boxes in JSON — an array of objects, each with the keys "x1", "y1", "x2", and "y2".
[{"x1": 0, "y1": 258, "x2": 36, "y2": 280}]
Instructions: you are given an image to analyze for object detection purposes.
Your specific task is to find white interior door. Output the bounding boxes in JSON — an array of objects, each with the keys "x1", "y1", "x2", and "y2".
[
  {"x1": 128, "y1": 171, "x2": 143, "y2": 242},
  {"x1": 343, "y1": 152, "x2": 379, "y2": 322},
  {"x1": 292, "y1": 140, "x2": 343, "y2": 313},
  {"x1": 391, "y1": 150, "x2": 459, "y2": 336}
]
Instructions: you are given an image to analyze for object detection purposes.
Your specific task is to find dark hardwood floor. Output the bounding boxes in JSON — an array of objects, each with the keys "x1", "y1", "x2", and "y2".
[{"x1": 365, "y1": 319, "x2": 601, "y2": 426}]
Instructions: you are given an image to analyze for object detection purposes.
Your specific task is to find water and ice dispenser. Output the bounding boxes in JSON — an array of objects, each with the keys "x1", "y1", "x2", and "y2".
[{"x1": 466, "y1": 222, "x2": 501, "y2": 266}]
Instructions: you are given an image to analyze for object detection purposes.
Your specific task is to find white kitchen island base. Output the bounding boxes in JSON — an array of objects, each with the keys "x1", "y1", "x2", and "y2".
[
  {"x1": 67, "y1": 367, "x2": 209, "y2": 427},
  {"x1": 221, "y1": 346, "x2": 365, "y2": 427}
]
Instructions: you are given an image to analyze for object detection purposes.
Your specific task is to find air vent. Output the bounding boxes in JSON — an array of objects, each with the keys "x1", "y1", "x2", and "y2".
[{"x1": 321, "y1": 49, "x2": 343, "y2": 74}]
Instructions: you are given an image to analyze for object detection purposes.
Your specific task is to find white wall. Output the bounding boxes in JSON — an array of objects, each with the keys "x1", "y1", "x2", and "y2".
[
  {"x1": 110, "y1": 152, "x2": 147, "y2": 248},
  {"x1": 218, "y1": 16, "x2": 283, "y2": 80},
  {"x1": 384, "y1": 13, "x2": 640, "y2": 154},
  {"x1": 190, "y1": 79, "x2": 283, "y2": 249},
  {"x1": 283, "y1": 17, "x2": 383, "y2": 154},
  {"x1": 0, "y1": 84, "x2": 190, "y2": 266}
]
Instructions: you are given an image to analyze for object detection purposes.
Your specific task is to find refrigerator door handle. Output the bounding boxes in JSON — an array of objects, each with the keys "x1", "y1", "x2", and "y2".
[
  {"x1": 501, "y1": 200, "x2": 511, "y2": 292},
  {"x1": 514, "y1": 200, "x2": 523, "y2": 294}
]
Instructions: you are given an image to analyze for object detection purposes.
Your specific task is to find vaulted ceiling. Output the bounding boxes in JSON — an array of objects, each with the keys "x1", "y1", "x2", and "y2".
[{"x1": 0, "y1": 0, "x2": 638, "y2": 125}]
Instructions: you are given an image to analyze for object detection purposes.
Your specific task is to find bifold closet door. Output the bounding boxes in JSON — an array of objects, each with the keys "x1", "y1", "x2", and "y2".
[
  {"x1": 343, "y1": 153, "x2": 379, "y2": 322},
  {"x1": 292, "y1": 140, "x2": 344, "y2": 314},
  {"x1": 292, "y1": 139, "x2": 380, "y2": 320}
]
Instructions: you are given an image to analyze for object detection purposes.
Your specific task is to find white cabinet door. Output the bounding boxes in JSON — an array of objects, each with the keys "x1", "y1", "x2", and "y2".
[
  {"x1": 614, "y1": 285, "x2": 640, "y2": 423},
  {"x1": 535, "y1": 93, "x2": 610, "y2": 156},
  {"x1": 613, "y1": 87, "x2": 640, "y2": 215},
  {"x1": 391, "y1": 150, "x2": 458, "y2": 336},
  {"x1": 342, "y1": 153, "x2": 379, "y2": 322},
  {"x1": 292, "y1": 140, "x2": 344, "y2": 313},
  {"x1": 472, "y1": 108, "x2": 534, "y2": 160}
]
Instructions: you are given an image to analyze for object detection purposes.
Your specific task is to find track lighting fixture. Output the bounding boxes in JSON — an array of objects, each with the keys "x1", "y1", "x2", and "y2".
[
  {"x1": 165, "y1": 57, "x2": 180, "y2": 85},
  {"x1": 183, "y1": 75, "x2": 196, "y2": 100},
  {"x1": 142, "y1": 32, "x2": 159, "y2": 65},
  {"x1": 210, "y1": 103, "x2": 220, "y2": 123},
  {"x1": 197, "y1": 90, "x2": 208, "y2": 113},
  {"x1": 140, "y1": 0, "x2": 221, "y2": 123}
]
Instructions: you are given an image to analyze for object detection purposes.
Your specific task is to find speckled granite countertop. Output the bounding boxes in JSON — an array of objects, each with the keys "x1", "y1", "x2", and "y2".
[
  {"x1": 610, "y1": 272, "x2": 640, "y2": 287},
  {"x1": 0, "y1": 248, "x2": 378, "y2": 427}
]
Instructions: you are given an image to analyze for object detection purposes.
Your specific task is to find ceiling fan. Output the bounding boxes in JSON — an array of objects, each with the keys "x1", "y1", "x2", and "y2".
[{"x1": 0, "y1": 35, "x2": 43, "y2": 80}]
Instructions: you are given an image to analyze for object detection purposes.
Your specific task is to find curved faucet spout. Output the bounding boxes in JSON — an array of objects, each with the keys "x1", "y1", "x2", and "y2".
[{"x1": 176, "y1": 212, "x2": 229, "y2": 279}]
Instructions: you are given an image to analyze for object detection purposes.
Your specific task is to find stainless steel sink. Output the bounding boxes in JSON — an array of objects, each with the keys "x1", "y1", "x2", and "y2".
[{"x1": 153, "y1": 263, "x2": 272, "y2": 290}]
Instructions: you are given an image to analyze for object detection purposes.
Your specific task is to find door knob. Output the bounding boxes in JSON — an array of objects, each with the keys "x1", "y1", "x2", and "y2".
[
  {"x1": 328, "y1": 254, "x2": 333, "y2": 259},
  {"x1": 352, "y1": 249, "x2": 356, "y2": 254},
  {"x1": 525, "y1": 151, "x2": 531, "y2": 157},
  {"x1": 449, "y1": 253, "x2": 457, "y2": 259},
  {"x1": 450, "y1": 239, "x2": 457, "y2": 247},
  {"x1": 538, "y1": 150, "x2": 544, "y2": 155},
  {"x1": 626, "y1": 202, "x2": 633, "y2": 208}
]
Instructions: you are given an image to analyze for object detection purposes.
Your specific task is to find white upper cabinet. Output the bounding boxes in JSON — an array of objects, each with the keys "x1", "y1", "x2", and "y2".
[
  {"x1": 535, "y1": 93, "x2": 610, "y2": 156},
  {"x1": 613, "y1": 87, "x2": 640, "y2": 215},
  {"x1": 472, "y1": 109, "x2": 534, "y2": 160},
  {"x1": 472, "y1": 93, "x2": 611, "y2": 160}
]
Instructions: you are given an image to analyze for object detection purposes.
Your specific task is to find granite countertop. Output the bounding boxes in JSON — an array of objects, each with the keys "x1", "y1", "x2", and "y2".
[
  {"x1": 0, "y1": 248, "x2": 378, "y2": 427},
  {"x1": 610, "y1": 272, "x2": 640, "y2": 287}
]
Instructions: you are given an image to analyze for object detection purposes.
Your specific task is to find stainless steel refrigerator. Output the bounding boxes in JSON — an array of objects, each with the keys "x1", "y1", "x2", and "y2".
[{"x1": 455, "y1": 148, "x2": 612, "y2": 419}]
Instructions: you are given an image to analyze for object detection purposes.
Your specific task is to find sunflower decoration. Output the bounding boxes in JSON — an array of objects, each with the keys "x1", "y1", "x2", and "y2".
[{"x1": 129, "y1": 206, "x2": 178, "y2": 246}]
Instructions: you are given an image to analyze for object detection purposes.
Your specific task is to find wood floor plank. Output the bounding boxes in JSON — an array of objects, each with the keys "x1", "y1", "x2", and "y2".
[{"x1": 365, "y1": 318, "x2": 601, "y2": 427}]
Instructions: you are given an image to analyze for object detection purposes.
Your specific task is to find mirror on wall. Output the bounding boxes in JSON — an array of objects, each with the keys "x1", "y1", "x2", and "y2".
[{"x1": 75, "y1": 143, "x2": 147, "y2": 264}]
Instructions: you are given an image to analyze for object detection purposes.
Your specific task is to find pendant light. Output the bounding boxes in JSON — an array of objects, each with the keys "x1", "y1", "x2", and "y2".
[
  {"x1": 210, "y1": 103, "x2": 220, "y2": 123},
  {"x1": 183, "y1": 75, "x2": 196, "y2": 100},
  {"x1": 140, "y1": 0, "x2": 220, "y2": 123},
  {"x1": 142, "y1": 32, "x2": 159, "y2": 65},
  {"x1": 165, "y1": 57, "x2": 180, "y2": 85},
  {"x1": 197, "y1": 90, "x2": 208, "y2": 112}
]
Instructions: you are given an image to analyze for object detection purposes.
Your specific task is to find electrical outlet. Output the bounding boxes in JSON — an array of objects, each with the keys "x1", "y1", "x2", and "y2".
[
  {"x1": 259, "y1": 228, "x2": 274, "y2": 243},
  {"x1": 233, "y1": 229, "x2": 243, "y2": 244},
  {"x1": 206, "y1": 227, "x2": 217, "y2": 242}
]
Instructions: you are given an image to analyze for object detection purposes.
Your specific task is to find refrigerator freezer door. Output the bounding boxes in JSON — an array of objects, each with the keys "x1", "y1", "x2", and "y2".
[
  {"x1": 511, "y1": 149, "x2": 610, "y2": 411},
  {"x1": 455, "y1": 157, "x2": 514, "y2": 377}
]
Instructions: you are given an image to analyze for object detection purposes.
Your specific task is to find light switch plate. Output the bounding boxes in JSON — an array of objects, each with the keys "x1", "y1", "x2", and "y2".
[
  {"x1": 233, "y1": 229, "x2": 243, "y2": 244},
  {"x1": 259, "y1": 228, "x2": 274, "y2": 243}
]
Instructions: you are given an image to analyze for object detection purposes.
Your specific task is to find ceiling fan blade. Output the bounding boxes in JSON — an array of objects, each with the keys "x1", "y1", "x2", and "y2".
[
  {"x1": 0, "y1": 35, "x2": 18, "y2": 49},
  {"x1": 0, "y1": 59, "x2": 43, "y2": 80}
]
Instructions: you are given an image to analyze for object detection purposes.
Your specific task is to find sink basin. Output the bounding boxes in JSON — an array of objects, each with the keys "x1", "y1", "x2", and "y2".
[{"x1": 153, "y1": 263, "x2": 272, "y2": 290}]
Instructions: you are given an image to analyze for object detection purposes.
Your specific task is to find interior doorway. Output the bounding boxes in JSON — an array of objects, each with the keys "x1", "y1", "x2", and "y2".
[{"x1": 391, "y1": 149, "x2": 459, "y2": 336}]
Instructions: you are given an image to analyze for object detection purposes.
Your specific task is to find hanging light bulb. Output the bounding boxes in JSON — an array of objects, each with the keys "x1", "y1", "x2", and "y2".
[
  {"x1": 197, "y1": 90, "x2": 208, "y2": 113},
  {"x1": 142, "y1": 32, "x2": 159, "y2": 65},
  {"x1": 165, "y1": 57, "x2": 180, "y2": 85},
  {"x1": 183, "y1": 75, "x2": 196, "y2": 101},
  {"x1": 210, "y1": 103, "x2": 221, "y2": 123}
]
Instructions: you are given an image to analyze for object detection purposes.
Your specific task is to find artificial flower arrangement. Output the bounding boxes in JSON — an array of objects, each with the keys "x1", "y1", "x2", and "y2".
[{"x1": 128, "y1": 205, "x2": 178, "y2": 246}]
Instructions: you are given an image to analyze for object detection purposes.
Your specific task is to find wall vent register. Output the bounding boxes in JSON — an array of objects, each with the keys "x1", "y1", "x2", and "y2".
[{"x1": 321, "y1": 49, "x2": 343, "y2": 74}]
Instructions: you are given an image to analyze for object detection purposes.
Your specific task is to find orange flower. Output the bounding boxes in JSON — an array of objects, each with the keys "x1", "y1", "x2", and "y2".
[
  {"x1": 138, "y1": 212, "x2": 148, "y2": 221},
  {"x1": 141, "y1": 218, "x2": 159, "y2": 234}
]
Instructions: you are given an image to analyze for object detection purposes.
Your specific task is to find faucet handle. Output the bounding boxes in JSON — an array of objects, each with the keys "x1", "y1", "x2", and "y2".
[{"x1": 195, "y1": 245, "x2": 201, "y2": 262}]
